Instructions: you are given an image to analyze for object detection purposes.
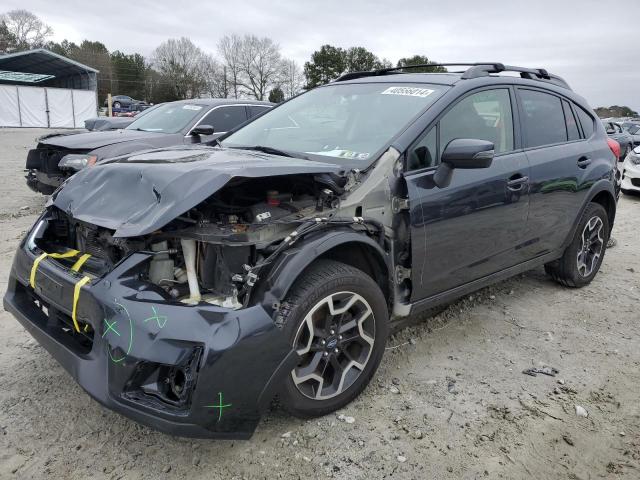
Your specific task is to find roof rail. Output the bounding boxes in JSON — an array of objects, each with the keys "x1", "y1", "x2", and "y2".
[{"x1": 334, "y1": 62, "x2": 572, "y2": 90}]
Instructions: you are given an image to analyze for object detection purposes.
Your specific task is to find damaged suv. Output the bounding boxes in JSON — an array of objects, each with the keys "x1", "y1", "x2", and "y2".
[{"x1": 4, "y1": 63, "x2": 618, "y2": 439}]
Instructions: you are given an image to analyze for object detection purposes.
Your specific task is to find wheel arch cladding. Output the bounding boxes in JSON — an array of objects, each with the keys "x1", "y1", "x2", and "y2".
[
  {"x1": 563, "y1": 180, "x2": 616, "y2": 250},
  {"x1": 262, "y1": 230, "x2": 391, "y2": 310}
]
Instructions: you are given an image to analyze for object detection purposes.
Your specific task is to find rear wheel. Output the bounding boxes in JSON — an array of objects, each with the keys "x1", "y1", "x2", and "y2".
[
  {"x1": 277, "y1": 260, "x2": 389, "y2": 418},
  {"x1": 112, "y1": 101, "x2": 121, "y2": 109},
  {"x1": 544, "y1": 203, "x2": 609, "y2": 287}
]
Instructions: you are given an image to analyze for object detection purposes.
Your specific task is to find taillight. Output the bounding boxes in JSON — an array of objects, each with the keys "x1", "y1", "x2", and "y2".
[{"x1": 607, "y1": 138, "x2": 621, "y2": 160}]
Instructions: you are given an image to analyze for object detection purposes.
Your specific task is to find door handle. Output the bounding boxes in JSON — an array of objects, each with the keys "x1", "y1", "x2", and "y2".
[
  {"x1": 577, "y1": 156, "x2": 592, "y2": 168},
  {"x1": 507, "y1": 174, "x2": 529, "y2": 191}
]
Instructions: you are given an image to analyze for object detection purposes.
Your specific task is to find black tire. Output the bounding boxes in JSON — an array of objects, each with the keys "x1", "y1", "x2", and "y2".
[
  {"x1": 113, "y1": 101, "x2": 121, "y2": 109},
  {"x1": 277, "y1": 259, "x2": 389, "y2": 418},
  {"x1": 544, "y1": 203, "x2": 609, "y2": 287}
]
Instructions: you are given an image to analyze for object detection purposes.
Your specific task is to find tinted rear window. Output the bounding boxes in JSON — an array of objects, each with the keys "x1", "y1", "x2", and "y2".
[
  {"x1": 575, "y1": 106, "x2": 595, "y2": 138},
  {"x1": 248, "y1": 105, "x2": 271, "y2": 118},
  {"x1": 519, "y1": 89, "x2": 567, "y2": 148}
]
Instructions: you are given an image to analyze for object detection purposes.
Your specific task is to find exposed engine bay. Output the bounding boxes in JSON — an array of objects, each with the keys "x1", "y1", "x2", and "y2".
[{"x1": 37, "y1": 173, "x2": 380, "y2": 309}]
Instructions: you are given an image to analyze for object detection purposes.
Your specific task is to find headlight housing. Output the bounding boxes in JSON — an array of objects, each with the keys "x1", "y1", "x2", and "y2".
[
  {"x1": 629, "y1": 147, "x2": 640, "y2": 165},
  {"x1": 58, "y1": 154, "x2": 97, "y2": 172}
]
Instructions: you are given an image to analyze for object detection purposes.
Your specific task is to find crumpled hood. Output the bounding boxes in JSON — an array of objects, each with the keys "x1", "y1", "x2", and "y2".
[
  {"x1": 52, "y1": 147, "x2": 343, "y2": 237},
  {"x1": 40, "y1": 128, "x2": 166, "y2": 150}
]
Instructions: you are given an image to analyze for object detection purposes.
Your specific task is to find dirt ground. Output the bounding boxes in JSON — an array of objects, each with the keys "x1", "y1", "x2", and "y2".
[{"x1": 0, "y1": 127, "x2": 638, "y2": 480}]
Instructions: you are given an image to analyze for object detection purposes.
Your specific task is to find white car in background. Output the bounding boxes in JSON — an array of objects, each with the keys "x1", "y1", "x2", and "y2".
[{"x1": 621, "y1": 145, "x2": 640, "y2": 194}]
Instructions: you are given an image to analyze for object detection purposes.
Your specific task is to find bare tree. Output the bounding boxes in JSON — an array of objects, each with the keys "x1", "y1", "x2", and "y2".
[
  {"x1": 279, "y1": 59, "x2": 304, "y2": 99},
  {"x1": 1, "y1": 9, "x2": 52, "y2": 49},
  {"x1": 235, "y1": 35, "x2": 283, "y2": 101},
  {"x1": 202, "y1": 54, "x2": 229, "y2": 98},
  {"x1": 217, "y1": 34, "x2": 242, "y2": 99},
  {"x1": 152, "y1": 37, "x2": 208, "y2": 99}
]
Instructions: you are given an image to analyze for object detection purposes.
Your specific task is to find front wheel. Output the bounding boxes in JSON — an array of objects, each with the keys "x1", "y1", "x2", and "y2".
[
  {"x1": 544, "y1": 203, "x2": 609, "y2": 287},
  {"x1": 277, "y1": 260, "x2": 389, "y2": 418}
]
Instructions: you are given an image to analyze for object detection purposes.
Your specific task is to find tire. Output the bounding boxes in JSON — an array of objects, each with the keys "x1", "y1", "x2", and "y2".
[
  {"x1": 112, "y1": 101, "x2": 121, "y2": 109},
  {"x1": 544, "y1": 203, "x2": 609, "y2": 287},
  {"x1": 277, "y1": 259, "x2": 389, "y2": 418}
]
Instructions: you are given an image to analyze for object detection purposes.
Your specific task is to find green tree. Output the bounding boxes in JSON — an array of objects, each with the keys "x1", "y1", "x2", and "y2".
[
  {"x1": 46, "y1": 39, "x2": 78, "y2": 57},
  {"x1": 396, "y1": 55, "x2": 447, "y2": 73},
  {"x1": 64, "y1": 40, "x2": 114, "y2": 102},
  {"x1": 304, "y1": 45, "x2": 347, "y2": 88},
  {"x1": 268, "y1": 86, "x2": 285, "y2": 103},
  {"x1": 594, "y1": 106, "x2": 638, "y2": 118},
  {"x1": 111, "y1": 51, "x2": 147, "y2": 100},
  {"x1": 0, "y1": 19, "x2": 17, "y2": 53},
  {"x1": 345, "y1": 46, "x2": 382, "y2": 72}
]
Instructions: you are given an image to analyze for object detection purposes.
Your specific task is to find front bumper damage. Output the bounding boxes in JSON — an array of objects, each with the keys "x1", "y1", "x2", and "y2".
[{"x1": 3, "y1": 230, "x2": 298, "y2": 439}]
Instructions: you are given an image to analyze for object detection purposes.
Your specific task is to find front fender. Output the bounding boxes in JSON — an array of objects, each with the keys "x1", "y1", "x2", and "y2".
[{"x1": 255, "y1": 229, "x2": 390, "y2": 311}]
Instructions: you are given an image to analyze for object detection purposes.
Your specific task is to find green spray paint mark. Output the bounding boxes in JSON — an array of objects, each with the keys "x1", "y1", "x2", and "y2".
[
  {"x1": 205, "y1": 392, "x2": 232, "y2": 422},
  {"x1": 108, "y1": 299, "x2": 133, "y2": 364},
  {"x1": 143, "y1": 306, "x2": 168, "y2": 328},
  {"x1": 102, "y1": 319, "x2": 120, "y2": 338}
]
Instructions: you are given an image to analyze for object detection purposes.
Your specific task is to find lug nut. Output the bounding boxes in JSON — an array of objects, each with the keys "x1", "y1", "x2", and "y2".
[
  {"x1": 330, "y1": 329, "x2": 335, "y2": 335},
  {"x1": 320, "y1": 340, "x2": 326, "y2": 345},
  {"x1": 338, "y1": 335, "x2": 343, "y2": 340},
  {"x1": 323, "y1": 352, "x2": 329, "y2": 357},
  {"x1": 334, "y1": 348, "x2": 339, "y2": 353}
]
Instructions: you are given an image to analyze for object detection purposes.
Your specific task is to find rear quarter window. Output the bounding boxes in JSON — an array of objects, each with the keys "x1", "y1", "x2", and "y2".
[{"x1": 575, "y1": 106, "x2": 595, "y2": 138}]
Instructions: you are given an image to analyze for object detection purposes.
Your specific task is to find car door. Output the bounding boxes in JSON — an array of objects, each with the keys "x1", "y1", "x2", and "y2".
[
  {"x1": 405, "y1": 87, "x2": 531, "y2": 300},
  {"x1": 517, "y1": 88, "x2": 592, "y2": 254}
]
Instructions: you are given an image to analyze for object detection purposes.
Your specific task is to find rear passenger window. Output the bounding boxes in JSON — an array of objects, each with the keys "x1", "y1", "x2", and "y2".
[
  {"x1": 575, "y1": 106, "x2": 594, "y2": 138},
  {"x1": 248, "y1": 106, "x2": 271, "y2": 118},
  {"x1": 562, "y1": 100, "x2": 580, "y2": 141},
  {"x1": 519, "y1": 89, "x2": 567, "y2": 148},
  {"x1": 200, "y1": 106, "x2": 247, "y2": 133}
]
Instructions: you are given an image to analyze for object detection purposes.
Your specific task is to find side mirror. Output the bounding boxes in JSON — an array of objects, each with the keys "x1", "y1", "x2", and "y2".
[
  {"x1": 433, "y1": 139, "x2": 494, "y2": 188},
  {"x1": 441, "y1": 138, "x2": 495, "y2": 169},
  {"x1": 191, "y1": 124, "x2": 215, "y2": 136}
]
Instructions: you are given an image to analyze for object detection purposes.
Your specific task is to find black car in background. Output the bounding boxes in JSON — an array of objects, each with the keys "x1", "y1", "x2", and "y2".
[
  {"x1": 103, "y1": 95, "x2": 147, "y2": 110},
  {"x1": 5, "y1": 62, "x2": 618, "y2": 439},
  {"x1": 26, "y1": 99, "x2": 273, "y2": 194}
]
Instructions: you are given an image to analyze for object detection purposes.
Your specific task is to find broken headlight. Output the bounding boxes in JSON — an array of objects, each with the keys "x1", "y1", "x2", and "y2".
[{"x1": 58, "y1": 153, "x2": 97, "y2": 172}]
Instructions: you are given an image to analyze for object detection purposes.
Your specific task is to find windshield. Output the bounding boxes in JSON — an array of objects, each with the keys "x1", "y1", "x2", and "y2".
[
  {"x1": 222, "y1": 82, "x2": 447, "y2": 164},
  {"x1": 126, "y1": 103, "x2": 205, "y2": 134},
  {"x1": 627, "y1": 124, "x2": 640, "y2": 135}
]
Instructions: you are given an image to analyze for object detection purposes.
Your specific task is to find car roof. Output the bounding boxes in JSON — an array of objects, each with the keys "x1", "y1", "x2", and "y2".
[{"x1": 167, "y1": 98, "x2": 274, "y2": 107}]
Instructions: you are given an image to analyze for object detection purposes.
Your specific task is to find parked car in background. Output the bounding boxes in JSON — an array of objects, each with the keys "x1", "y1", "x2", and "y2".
[
  {"x1": 621, "y1": 145, "x2": 640, "y2": 194},
  {"x1": 622, "y1": 123, "x2": 640, "y2": 146},
  {"x1": 26, "y1": 99, "x2": 273, "y2": 194},
  {"x1": 602, "y1": 121, "x2": 634, "y2": 159},
  {"x1": 6, "y1": 62, "x2": 618, "y2": 439},
  {"x1": 103, "y1": 95, "x2": 147, "y2": 110},
  {"x1": 84, "y1": 105, "x2": 160, "y2": 131}
]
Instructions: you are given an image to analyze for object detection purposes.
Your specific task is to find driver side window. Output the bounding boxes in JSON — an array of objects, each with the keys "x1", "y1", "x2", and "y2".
[{"x1": 408, "y1": 89, "x2": 514, "y2": 171}]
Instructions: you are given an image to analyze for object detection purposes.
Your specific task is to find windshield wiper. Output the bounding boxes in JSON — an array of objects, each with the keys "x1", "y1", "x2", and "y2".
[{"x1": 241, "y1": 145, "x2": 315, "y2": 159}]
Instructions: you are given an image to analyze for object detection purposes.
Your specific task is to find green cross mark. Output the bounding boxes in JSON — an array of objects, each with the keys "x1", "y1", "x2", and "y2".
[
  {"x1": 143, "y1": 306, "x2": 168, "y2": 328},
  {"x1": 205, "y1": 392, "x2": 232, "y2": 422},
  {"x1": 102, "y1": 319, "x2": 120, "y2": 337}
]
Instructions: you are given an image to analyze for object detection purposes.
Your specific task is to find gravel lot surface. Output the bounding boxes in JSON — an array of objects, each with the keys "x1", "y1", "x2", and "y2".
[{"x1": 0, "y1": 128, "x2": 639, "y2": 479}]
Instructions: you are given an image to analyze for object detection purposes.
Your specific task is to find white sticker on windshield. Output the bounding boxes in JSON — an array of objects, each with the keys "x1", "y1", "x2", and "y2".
[
  {"x1": 183, "y1": 105, "x2": 203, "y2": 111},
  {"x1": 381, "y1": 86, "x2": 434, "y2": 98}
]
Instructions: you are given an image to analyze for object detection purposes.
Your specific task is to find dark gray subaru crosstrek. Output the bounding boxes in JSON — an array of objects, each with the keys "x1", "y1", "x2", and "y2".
[{"x1": 4, "y1": 63, "x2": 618, "y2": 439}]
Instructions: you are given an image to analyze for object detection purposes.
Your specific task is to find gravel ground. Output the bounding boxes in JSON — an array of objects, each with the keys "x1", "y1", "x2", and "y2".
[{"x1": 0, "y1": 128, "x2": 639, "y2": 480}]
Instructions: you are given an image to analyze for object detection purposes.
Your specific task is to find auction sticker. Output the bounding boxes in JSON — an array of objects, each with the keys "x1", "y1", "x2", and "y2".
[
  {"x1": 183, "y1": 105, "x2": 203, "y2": 110},
  {"x1": 381, "y1": 86, "x2": 434, "y2": 98}
]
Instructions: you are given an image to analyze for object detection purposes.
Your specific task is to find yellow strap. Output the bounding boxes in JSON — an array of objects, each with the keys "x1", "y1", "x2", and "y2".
[
  {"x1": 71, "y1": 253, "x2": 92, "y2": 272},
  {"x1": 29, "y1": 249, "x2": 80, "y2": 289},
  {"x1": 72, "y1": 276, "x2": 91, "y2": 333}
]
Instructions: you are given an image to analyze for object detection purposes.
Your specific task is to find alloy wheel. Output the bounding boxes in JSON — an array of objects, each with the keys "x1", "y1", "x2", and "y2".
[
  {"x1": 577, "y1": 216, "x2": 604, "y2": 277},
  {"x1": 291, "y1": 291, "x2": 375, "y2": 400}
]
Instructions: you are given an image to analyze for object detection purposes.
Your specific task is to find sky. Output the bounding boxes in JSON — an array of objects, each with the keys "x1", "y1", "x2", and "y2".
[{"x1": 4, "y1": 0, "x2": 640, "y2": 111}]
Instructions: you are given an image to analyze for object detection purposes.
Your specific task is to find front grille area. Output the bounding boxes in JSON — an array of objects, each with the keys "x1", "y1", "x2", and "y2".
[{"x1": 15, "y1": 281, "x2": 94, "y2": 355}]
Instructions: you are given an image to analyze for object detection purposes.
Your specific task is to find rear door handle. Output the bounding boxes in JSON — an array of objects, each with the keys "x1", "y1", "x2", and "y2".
[
  {"x1": 577, "y1": 156, "x2": 592, "y2": 168},
  {"x1": 507, "y1": 174, "x2": 529, "y2": 191}
]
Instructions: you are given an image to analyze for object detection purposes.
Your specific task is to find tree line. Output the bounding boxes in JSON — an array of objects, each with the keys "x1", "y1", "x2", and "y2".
[{"x1": 1, "y1": 9, "x2": 445, "y2": 104}]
